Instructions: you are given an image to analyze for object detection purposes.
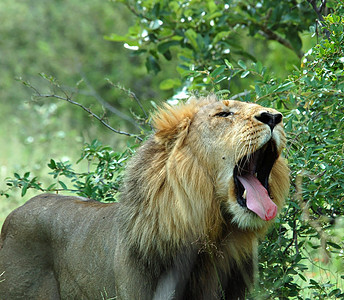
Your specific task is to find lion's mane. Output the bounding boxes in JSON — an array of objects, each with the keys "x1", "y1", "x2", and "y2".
[{"x1": 0, "y1": 96, "x2": 289, "y2": 299}]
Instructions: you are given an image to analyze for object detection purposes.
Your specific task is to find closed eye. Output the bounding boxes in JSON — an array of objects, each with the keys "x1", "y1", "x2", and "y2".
[{"x1": 214, "y1": 111, "x2": 234, "y2": 117}]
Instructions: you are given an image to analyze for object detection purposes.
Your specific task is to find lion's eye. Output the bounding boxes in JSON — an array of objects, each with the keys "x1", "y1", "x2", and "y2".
[{"x1": 214, "y1": 111, "x2": 234, "y2": 117}]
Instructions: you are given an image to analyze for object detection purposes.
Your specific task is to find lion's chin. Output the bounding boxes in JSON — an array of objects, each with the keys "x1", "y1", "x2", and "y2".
[{"x1": 227, "y1": 202, "x2": 270, "y2": 230}]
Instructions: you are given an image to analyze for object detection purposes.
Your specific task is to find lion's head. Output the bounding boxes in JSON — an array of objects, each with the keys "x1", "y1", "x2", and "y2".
[{"x1": 122, "y1": 96, "x2": 289, "y2": 255}]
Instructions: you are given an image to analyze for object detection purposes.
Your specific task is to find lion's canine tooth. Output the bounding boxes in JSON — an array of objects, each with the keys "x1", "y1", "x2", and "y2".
[{"x1": 243, "y1": 190, "x2": 247, "y2": 199}]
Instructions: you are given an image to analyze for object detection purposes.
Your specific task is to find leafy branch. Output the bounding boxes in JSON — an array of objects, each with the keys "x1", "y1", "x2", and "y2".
[{"x1": 3, "y1": 140, "x2": 132, "y2": 201}]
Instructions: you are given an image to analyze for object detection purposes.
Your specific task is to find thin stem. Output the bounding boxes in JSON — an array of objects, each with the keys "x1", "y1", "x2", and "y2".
[
  {"x1": 38, "y1": 93, "x2": 143, "y2": 141},
  {"x1": 21, "y1": 79, "x2": 143, "y2": 141},
  {"x1": 106, "y1": 79, "x2": 149, "y2": 119}
]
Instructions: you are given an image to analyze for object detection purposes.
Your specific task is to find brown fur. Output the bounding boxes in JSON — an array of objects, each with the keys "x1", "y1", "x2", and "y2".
[{"x1": 0, "y1": 96, "x2": 289, "y2": 299}]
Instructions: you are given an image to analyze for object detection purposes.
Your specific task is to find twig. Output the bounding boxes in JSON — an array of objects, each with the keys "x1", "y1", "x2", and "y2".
[
  {"x1": 307, "y1": 0, "x2": 331, "y2": 39},
  {"x1": 106, "y1": 78, "x2": 153, "y2": 130},
  {"x1": 41, "y1": 93, "x2": 143, "y2": 141},
  {"x1": 78, "y1": 71, "x2": 141, "y2": 129},
  {"x1": 106, "y1": 79, "x2": 149, "y2": 119},
  {"x1": 22, "y1": 79, "x2": 143, "y2": 141},
  {"x1": 124, "y1": 3, "x2": 154, "y2": 22},
  {"x1": 307, "y1": 0, "x2": 325, "y2": 22},
  {"x1": 282, "y1": 219, "x2": 299, "y2": 256},
  {"x1": 230, "y1": 90, "x2": 251, "y2": 100}
]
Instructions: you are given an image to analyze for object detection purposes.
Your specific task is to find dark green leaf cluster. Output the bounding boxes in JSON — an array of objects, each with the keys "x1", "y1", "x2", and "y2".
[
  {"x1": 5, "y1": 140, "x2": 136, "y2": 202},
  {"x1": 5, "y1": 172, "x2": 43, "y2": 198},
  {"x1": 107, "y1": 0, "x2": 327, "y2": 92},
  {"x1": 50, "y1": 139, "x2": 136, "y2": 202},
  {"x1": 251, "y1": 11, "x2": 344, "y2": 299}
]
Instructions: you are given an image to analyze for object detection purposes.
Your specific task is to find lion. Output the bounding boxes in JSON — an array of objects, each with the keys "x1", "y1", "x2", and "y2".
[{"x1": 0, "y1": 96, "x2": 289, "y2": 299}]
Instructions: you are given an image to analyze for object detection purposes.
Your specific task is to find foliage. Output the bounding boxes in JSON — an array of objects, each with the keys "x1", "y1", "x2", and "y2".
[
  {"x1": 107, "y1": 0, "x2": 338, "y2": 94},
  {"x1": 248, "y1": 8, "x2": 344, "y2": 300},
  {"x1": 2, "y1": 0, "x2": 344, "y2": 299},
  {"x1": 0, "y1": 0, "x2": 171, "y2": 138},
  {"x1": 4, "y1": 140, "x2": 135, "y2": 202}
]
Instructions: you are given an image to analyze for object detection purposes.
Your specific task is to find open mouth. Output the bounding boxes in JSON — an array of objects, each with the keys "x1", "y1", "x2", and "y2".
[{"x1": 233, "y1": 141, "x2": 279, "y2": 221}]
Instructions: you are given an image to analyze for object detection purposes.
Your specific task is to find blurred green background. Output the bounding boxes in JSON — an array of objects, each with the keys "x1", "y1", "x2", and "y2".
[{"x1": 0, "y1": 0, "x2": 171, "y2": 220}]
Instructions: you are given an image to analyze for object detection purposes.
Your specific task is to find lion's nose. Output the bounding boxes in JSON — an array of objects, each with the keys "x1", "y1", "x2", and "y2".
[{"x1": 255, "y1": 112, "x2": 282, "y2": 131}]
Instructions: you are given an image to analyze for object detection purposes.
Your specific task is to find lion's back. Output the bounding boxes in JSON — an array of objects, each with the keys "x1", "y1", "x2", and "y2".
[{"x1": 0, "y1": 193, "x2": 120, "y2": 299}]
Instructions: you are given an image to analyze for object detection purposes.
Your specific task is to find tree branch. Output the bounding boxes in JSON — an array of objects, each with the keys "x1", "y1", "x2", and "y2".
[
  {"x1": 106, "y1": 79, "x2": 153, "y2": 130},
  {"x1": 40, "y1": 93, "x2": 143, "y2": 141},
  {"x1": 230, "y1": 90, "x2": 251, "y2": 100},
  {"x1": 307, "y1": 0, "x2": 331, "y2": 39},
  {"x1": 78, "y1": 70, "x2": 141, "y2": 129},
  {"x1": 307, "y1": 0, "x2": 325, "y2": 22},
  {"x1": 21, "y1": 79, "x2": 143, "y2": 141},
  {"x1": 106, "y1": 79, "x2": 149, "y2": 119},
  {"x1": 258, "y1": 27, "x2": 304, "y2": 59}
]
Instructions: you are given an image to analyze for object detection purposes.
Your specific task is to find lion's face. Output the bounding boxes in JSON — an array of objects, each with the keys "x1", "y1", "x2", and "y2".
[{"x1": 187, "y1": 100, "x2": 288, "y2": 230}]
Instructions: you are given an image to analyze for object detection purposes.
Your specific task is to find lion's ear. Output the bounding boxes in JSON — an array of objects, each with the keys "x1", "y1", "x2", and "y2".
[{"x1": 152, "y1": 103, "x2": 196, "y2": 146}]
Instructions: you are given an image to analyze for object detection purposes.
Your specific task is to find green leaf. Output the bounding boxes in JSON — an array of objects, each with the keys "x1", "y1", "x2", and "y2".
[
  {"x1": 273, "y1": 81, "x2": 295, "y2": 93},
  {"x1": 159, "y1": 78, "x2": 182, "y2": 90},
  {"x1": 150, "y1": 101, "x2": 158, "y2": 109},
  {"x1": 298, "y1": 273, "x2": 307, "y2": 282},
  {"x1": 162, "y1": 50, "x2": 172, "y2": 60},
  {"x1": 59, "y1": 181, "x2": 68, "y2": 190},
  {"x1": 254, "y1": 61, "x2": 263, "y2": 74},
  {"x1": 149, "y1": 19, "x2": 163, "y2": 30},
  {"x1": 241, "y1": 70, "x2": 250, "y2": 78},
  {"x1": 145, "y1": 56, "x2": 161, "y2": 74},
  {"x1": 255, "y1": 85, "x2": 262, "y2": 97},
  {"x1": 157, "y1": 40, "x2": 180, "y2": 54},
  {"x1": 238, "y1": 60, "x2": 247, "y2": 69},
  {"x1": 213, "y1": 31, "x2": 231, "y2": 44},
  {"x1": 216, "y1": 89, "x2": 231, "y2": 95},
  {"x1": 48, "y1": 159, "x2": 57, "y2": 169},
  {"x1": 185, "y1": 29, "x2": 199, "y2": 51},
  {"x1": 213, "y1": 75, "x2": 227, "y2": 84},
  {"x1": 21, "y1": 183, "x2": 28, "y2": 197},
  {"x1": 329, "y1": 288, "x2": 341, "y2": 297},
  {"x1": 327, "y1": 241, "x2": 342, "y2": 249},
  {"x1": 211, "y1": 65, "x2": 226, "y2": 78},
  {"x1": 104, "y1": 33, "x2": 129, "y2": 42},
  {"x1": 224, "y1": 59, "x2": 233, "y2": 70}
]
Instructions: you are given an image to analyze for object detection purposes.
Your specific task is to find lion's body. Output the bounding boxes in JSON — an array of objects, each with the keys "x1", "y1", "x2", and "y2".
[
  {"x1": 0, "y1": 97, "x2": 289, "y2": 299},
  {"x1": 0, "y1": 196, "x2": 119, "y2": 299}
]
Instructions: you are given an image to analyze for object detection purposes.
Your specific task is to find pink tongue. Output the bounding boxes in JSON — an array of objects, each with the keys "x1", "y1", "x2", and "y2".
[{"x1": 237, "y1": 174, "x2": 277, "y2": 221}]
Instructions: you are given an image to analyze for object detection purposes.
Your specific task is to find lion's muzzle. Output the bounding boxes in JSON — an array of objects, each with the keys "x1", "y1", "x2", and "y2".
[{"x1": 233, "y1": 140, "x2": 279, "y2": 221}]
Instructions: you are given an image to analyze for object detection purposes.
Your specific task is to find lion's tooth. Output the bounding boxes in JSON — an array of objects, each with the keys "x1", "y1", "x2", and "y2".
[{"x1": 243, "y1": 190, "x2": 247, "y2": 199}]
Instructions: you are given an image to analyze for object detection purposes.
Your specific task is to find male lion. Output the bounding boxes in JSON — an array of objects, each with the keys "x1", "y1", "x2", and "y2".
[{"x1": 0, "y1": 96, "x2": 289, "y2": 299}]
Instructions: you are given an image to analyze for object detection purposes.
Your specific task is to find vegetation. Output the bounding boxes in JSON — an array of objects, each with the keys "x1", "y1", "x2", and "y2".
[{"x1": 1, "y1": 0, "x2": 343, "y2": 298}]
